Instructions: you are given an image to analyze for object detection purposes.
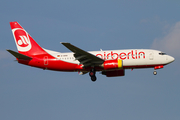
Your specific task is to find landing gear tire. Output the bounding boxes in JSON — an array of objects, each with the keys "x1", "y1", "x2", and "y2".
[
  {"x1": 89, "y1": 69, "x2": 97, "y2": 82},
  {"x1": 153, "y1": 71, "x2": 157, "y2": 75},
  {"x1": 91, "y1": 76, "x2": 97, "y2": 82}
]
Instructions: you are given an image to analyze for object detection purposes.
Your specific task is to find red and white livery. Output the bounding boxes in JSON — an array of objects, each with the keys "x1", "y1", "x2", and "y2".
[{"x1": 7, "y1": 22, "x2": 175, "y2": 81}]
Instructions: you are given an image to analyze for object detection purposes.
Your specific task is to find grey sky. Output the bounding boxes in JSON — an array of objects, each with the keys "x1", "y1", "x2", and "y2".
[{"x1": 0, "y1": 0, "x2": 180, "y2": 120}]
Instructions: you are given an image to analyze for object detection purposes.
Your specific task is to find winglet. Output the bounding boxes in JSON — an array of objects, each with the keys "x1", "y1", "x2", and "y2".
[{"x1": 7, "y1": 49, "x2": 32, "y2": 60}]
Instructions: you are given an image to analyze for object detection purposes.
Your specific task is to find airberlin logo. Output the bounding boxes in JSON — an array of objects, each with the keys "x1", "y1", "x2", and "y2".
[
  {"x1": 96, "y1": 50, "x2": 145, "y2": 60},
  {"x1": 12, "y1": 28, "x2": 32, "y2": 52}
]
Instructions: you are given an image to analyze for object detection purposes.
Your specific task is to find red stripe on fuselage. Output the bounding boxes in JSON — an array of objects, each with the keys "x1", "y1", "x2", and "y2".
[
  {"x1": 18, "y1": 58, "x2": 81, "y2": 71},
  {"x1": 18, "y1": 57, "x2": 167, "y2": 72}
]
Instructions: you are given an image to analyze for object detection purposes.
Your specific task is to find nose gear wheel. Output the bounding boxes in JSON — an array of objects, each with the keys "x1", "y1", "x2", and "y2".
[{"x1": 153, "y1": 70, "x2": 157, "y2": 75}]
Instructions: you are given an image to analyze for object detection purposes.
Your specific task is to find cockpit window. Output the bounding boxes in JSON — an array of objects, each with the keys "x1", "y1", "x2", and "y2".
[{"x1": 159, "y1": 52, "x2": 166, "y2": 55}]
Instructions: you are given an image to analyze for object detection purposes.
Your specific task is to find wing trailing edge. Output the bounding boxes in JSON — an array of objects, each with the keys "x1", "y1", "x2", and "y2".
[{"x1": 61, "y1": 42, "x2": 104, "y2": 67}]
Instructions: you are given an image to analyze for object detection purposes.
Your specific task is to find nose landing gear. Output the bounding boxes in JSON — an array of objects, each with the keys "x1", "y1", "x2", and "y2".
[
  {"x1": 89, "y1": 69, "x2": 97, "y2": 82},
  {"x1": 153, "y1": 70, "x2": 157, "y2": 75},
  {"x1": 153, "y1": 65, "x2": 163, "y2": 75}
]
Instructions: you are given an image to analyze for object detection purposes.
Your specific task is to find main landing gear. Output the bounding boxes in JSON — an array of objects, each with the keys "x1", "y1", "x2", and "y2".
[{"x1": 89, "y1": 69, "x2": 97, "y2": 82}]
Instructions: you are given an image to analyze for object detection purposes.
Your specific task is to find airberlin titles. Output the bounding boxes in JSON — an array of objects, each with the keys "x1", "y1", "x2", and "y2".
[{"x1": 96, "y1": 50, "x2": 145, "y2": 60}]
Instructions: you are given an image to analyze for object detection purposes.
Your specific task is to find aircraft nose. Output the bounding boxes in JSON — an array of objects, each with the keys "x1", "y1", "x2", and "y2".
[{"x1": 168, "y1": 55, "x2": 175, "y2": 63}]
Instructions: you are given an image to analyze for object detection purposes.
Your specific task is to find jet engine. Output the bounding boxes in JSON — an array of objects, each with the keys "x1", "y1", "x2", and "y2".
[
  {"x1": 101, "y1": 59, "x2": 124, "y2": 77},
  {"x1": 102, "y1": 69, "x2": 125, "y2": 77},
  {"x1": 102, "y1": 59, "x2": 123, "y2": 70}
]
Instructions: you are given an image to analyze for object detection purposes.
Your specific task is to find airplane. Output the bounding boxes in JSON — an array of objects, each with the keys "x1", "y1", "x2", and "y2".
[{"x1": 7, "y1": 21, "x2": 175, "y2": 82}]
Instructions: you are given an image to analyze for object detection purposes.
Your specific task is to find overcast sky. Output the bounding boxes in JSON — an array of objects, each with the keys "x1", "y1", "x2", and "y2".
[{"x1": 0, "y1": 0, "x2": 180, "y2": 120}]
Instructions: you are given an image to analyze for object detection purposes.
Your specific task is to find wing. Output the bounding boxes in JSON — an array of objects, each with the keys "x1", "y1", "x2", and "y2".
[{"x1": 61, "y1": 43, "x2": 104, "y2": 67}]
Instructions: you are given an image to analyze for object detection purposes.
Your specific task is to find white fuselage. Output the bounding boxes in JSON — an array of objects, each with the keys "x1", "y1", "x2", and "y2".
[{"x1": 44, "y1": 49, "x2": 175, "y2": 68}]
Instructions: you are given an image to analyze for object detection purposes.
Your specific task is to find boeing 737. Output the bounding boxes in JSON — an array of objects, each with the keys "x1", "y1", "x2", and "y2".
[{"x1": 7, "y1": 22, "x2": 175, "y2": 81}]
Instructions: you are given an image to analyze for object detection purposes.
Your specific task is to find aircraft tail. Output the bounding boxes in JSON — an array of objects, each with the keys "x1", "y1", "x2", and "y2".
[{"x1": 10, "y1": 22, "x2": 48, "y2": 57}]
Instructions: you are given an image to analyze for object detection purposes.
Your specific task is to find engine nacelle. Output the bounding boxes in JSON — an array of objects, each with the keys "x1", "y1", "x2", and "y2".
[
  {"x1": 102, "y1": 59, "x2": 123, "y2": 70},
  {"x1": 102, "y1": 69, "x2": 125, "y2": 77}
]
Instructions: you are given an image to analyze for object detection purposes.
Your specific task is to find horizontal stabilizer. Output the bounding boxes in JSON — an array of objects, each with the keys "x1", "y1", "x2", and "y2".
[{"x1": 7, "y1": 49, "x2": 32, "y2": 60}]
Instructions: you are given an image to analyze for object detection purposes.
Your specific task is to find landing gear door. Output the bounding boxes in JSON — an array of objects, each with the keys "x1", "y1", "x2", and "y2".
[{"x1": 149, "y1": 52, "x2": 154, "y2": 60}]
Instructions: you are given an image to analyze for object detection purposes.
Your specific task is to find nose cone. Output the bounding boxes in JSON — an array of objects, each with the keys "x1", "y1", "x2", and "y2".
[{"x1": 167, "y1": 55, "x2": 175, "y2": 63}]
